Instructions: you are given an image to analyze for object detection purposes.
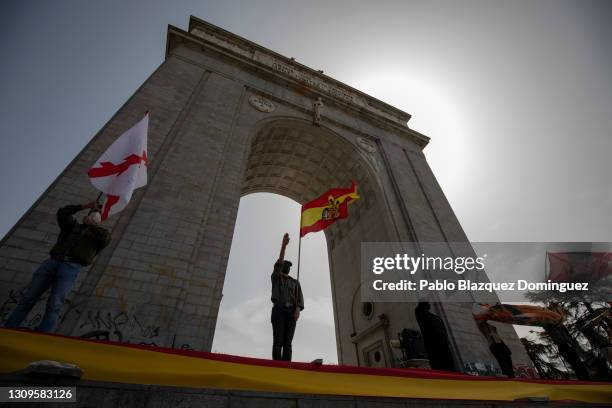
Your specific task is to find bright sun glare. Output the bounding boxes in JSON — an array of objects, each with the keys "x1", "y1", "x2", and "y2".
[{"x1": 347, "y1": 68, "x2": 470, "y2": 201}]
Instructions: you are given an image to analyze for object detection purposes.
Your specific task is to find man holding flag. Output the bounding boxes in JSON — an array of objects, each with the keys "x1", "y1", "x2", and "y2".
[
  {"x1": 5, "y1": 201, "x2": 111, "y2": 332},
  {"x1": 269, "y1": 181, "x2": 359, "y2": 361},
  {"x1": 4, "y1": 112, "x2": 149, "y2": 333},
  {"x1": 270, "y1": 233, "x2": 304, "y2": 361}
]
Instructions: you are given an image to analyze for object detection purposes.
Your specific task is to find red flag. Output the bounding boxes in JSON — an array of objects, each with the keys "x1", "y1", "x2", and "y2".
[{"x1": 547, "y1": 252, "x2": 612, "y2": 283}]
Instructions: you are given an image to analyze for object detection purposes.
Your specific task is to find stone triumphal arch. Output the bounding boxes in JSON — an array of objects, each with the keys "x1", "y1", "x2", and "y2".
[{"x1": 0, "y1": 16, "x2": 531, "y2": 372}]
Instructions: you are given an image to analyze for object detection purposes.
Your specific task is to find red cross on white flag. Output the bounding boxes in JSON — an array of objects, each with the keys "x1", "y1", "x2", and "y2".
[{"x1": 88, "y1": 113, "x2": 149, "y2": 220}]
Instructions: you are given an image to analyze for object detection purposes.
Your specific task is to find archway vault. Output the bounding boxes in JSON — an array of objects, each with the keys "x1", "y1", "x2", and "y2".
[{"x1": 242, "y1": 118, "x2": 391, "y2": 250}]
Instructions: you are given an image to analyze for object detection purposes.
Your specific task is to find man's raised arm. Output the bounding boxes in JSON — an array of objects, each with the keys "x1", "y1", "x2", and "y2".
[
  {"x1": 278, "y1": 233, "x2": 290, "y2": 263},
  {"x1": 272, "y1": 233, "x2": 289, "y2": 279}
]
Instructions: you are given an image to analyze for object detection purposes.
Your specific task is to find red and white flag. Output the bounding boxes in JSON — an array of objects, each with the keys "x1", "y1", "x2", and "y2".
[{"x1": 88, "y1": 113, "x2": 149, "y2": 221}]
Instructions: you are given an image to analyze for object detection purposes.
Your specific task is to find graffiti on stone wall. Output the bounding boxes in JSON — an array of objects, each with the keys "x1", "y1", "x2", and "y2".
[
  {"x1": 1, "y1": 286, "x2": 161, "y2": 344},
  {"x1": 77, "y1": 310, "x2": 162, "y2": 345},
  {"x1": 76, "y1": 311, "x2": 191, "y2": 349},
  {"x1": 0, "y1": 289, "x2": 22, "y2": 322},
  {"x1": 464, "y1": 362, "x2": 500, "y2": 376},
  {"x1": 170, "y1": 334, "x2": 193, "y2": 351},
  {"x1": 463, "y1": 361, "x2": 538, "y2": 378},
  {"x1": 1, "y1": 286, "x2": 84, "y2": 329},
  {"x1": 1, "y1": 288, "x2": 193, "y2": 350},
  {"x1": 133, "y1": 315, "x2": 160, "y2": 339},
  {"x1": 0, "y1": 287, "x2": 45, "y2": 329},
  {"x1": 79, "y1": 310, "x2": 129, "y2": 342},
  {"x1": 514, "y1": 364, "x2": 538, "y2": 379}
]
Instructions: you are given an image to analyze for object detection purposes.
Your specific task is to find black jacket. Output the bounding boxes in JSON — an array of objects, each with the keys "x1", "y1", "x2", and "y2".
[
  {"x1": 49, "y1": 205, "x2": 111, "y2": 266},
  {"x1": 415, "y1": 302, "x2": 456, "y2": 371},
  {"x1": 271, "y1": 261, "x2": 304, "y2": 310}
]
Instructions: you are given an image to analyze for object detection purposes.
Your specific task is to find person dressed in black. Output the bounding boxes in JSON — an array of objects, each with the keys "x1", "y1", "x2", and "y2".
[
  {"x1": 415, "y1": 301, "x2": 456, "y2": 371},
  {"x1": 477, "y1": 321, "x2": 515, "y2": 377},
  {"x1": 270, "y1": 233, "x2": 304, "y2": 361}
]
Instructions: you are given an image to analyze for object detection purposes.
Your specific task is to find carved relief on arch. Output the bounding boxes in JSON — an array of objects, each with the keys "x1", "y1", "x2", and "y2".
[
  {"x1": 248, "y1": 93, "x2": 276, "y2": 113},
  {"x1": 357, "y1": 136, "x2": 377, "y2": 154}
]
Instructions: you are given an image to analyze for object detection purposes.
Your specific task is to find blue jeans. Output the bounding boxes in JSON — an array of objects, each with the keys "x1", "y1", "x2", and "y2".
[{"x1": 5, "y1": 258, "x2": 81, "y2": 332}]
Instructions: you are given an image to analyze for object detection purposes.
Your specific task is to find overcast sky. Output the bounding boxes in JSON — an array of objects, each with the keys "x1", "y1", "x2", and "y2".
[{"x1": 1, "y1": 1, "x2": 611, "y2": 363}]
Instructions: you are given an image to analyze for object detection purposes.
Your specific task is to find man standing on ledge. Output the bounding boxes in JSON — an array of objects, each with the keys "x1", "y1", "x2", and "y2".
[
  {"x1": 5, "y1": 202, "x2": 111, "y2": 333},
  {"x1": 271, "y1": 233, "x2": 304, "y2": 361},
  {"x1": 415, "y1": 301, "x2": 456, "y2": 371}
]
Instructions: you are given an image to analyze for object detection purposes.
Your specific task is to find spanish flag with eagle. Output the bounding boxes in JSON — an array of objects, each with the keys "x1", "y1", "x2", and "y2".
[{"x1": 300, "y1": 181, "x2": 360, "y2": 237}]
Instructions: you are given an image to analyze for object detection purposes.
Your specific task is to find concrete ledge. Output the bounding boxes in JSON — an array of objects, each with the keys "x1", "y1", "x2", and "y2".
[{"x1": 1, "y1": 374, "x2": 606, "y2": 407}]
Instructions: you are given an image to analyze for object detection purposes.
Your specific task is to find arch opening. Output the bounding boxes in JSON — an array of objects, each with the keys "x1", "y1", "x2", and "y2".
[
  {"x1": 212, "y1": 118, "x2": 401, "y2": 365},
  {"x1": 211, "y1": 192, "x2": 337, "y2": 363}
]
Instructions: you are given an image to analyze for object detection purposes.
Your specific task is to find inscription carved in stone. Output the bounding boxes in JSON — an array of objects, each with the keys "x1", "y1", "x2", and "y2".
[
  {"x1": 189, "y1": 26, "x2": 407, "y2": 126},
  {"x1": 254, "y1": 52, "x2": 356, "y2": 104}
]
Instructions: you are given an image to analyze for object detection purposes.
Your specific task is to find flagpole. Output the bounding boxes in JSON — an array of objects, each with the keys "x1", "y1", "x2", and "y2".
[
  {"x1": 296, "y1": 234, "x2": 302, "y2": 283},
  {"x1": 294, "y1": 222, "x2": 303, "y2": 310},
  {"x1": 87, "y1": 191, "x2": 104, "y2": 215}
]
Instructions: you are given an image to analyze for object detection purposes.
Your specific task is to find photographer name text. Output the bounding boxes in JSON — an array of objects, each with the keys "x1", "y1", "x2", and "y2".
[{"x1": 372, "y1": 279, "x2": 589, "y2": 293}]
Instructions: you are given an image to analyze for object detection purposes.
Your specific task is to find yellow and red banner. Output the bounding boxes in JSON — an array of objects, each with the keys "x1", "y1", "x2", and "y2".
[
  {"x1": 300, "y1": 181, "x2": 359, "y2": 237},
  {"x1": 473, "y1": 304, "x2": 565, "y2": 327},
  {"x1": 1, "y1": 329, "x2": 611, "y2": 403}
]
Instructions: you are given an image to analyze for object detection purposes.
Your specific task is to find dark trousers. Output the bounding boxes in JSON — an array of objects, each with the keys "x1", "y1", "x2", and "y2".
[
  {"x1": 490, "y1": 342, "x2": 514, "y2": 378},
  {"x1": 271, "y1": 304, "x2": 296, "y2": 361}
]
